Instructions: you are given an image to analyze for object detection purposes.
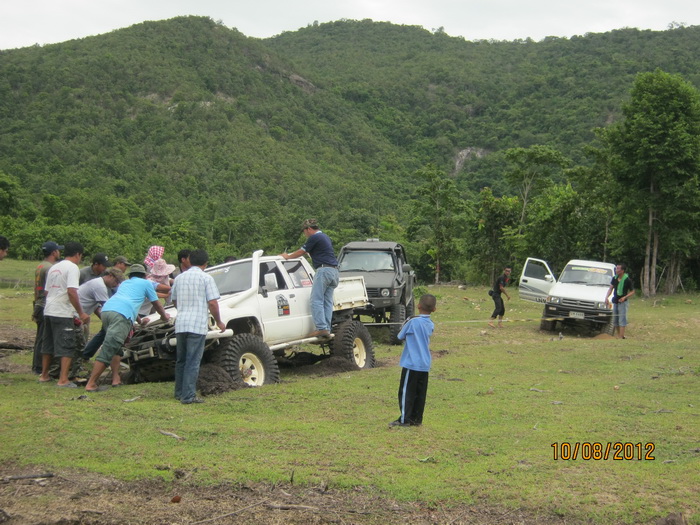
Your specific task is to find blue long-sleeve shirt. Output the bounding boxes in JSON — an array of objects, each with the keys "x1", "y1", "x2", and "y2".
[{"x1": 398, "y1": 314, "x2": 434, "y2": 372}]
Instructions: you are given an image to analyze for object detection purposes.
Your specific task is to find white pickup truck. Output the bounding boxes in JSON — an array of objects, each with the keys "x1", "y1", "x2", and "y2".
[
  {"x1": 519, "y1": 258, "x2": 616, "y2": 334},
  {"x1": 122, "y1": 250, "x2": 375, "y2": 386}
]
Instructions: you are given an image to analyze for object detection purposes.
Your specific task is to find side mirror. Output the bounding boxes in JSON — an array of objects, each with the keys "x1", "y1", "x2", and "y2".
[
  {"x1": 545, "y1": 275, "x2": 554, "y2": 282},
  {"x1": 402, "y1": 263, "x2": 412, "y2": 273},
  {"x1": 264, "y1": 273, "x2": 279, "y2": 292}
]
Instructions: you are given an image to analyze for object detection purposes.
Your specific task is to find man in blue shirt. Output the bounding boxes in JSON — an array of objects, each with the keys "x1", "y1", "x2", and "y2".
[
  {"x1": 84, "y1": 264, "x2": 170, "y2": 392},
  {"x1": 280, "y1": 219, "x2": 338, "y2": 339},
  {"x1": 171, "y1": 249, "x2": 225, "y2": 404},
  {"x1": 390, "y1": 294, "x2": 436, "y2": 427}
]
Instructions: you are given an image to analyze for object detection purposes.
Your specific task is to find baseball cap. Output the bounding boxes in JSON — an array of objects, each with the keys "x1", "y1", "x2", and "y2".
[
  {"x1": 92, "y1": 253, "x2": 112, "y2": 267},
  {"x1": 41, "y1": 241, "x2": 64, "y2": 254},
  {"x1": 113, "y1": 255, "x2": 131, "y2": 266}
]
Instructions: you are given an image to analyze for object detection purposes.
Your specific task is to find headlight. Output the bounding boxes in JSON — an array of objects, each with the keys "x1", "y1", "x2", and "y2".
[
  {"x1": 596, "y1": 302, "x2": 611, "y2": 310},
  {"x1": 547, "y1": 296, "x2": 561, "y2": 304},
  {"x1": 380, "y1": 289, "x2": 391, "y2": 297}
]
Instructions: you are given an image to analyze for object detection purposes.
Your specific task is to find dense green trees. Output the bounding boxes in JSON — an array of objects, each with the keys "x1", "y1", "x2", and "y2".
[
  {"x1": 2, "y1": 17, "x2": 700, "y2": 291},
  {"x1": 601, "y1": 70, "x2": 700, "y2": 295}
]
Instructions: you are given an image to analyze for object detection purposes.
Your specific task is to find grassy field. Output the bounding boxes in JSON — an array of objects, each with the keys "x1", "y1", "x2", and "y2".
[{"x1": 1, "y1": 258, "x2": 698, "y2": 523}]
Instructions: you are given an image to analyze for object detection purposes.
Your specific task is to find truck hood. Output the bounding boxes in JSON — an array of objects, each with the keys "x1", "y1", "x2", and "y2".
[{"x1": 548, "y1": 282, "x2": 610, "y2": 302}]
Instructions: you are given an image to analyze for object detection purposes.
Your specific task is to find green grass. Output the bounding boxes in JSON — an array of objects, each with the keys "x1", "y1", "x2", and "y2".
[{"x1": 1, "y1": 275, "x2": 699, "y2": 523}]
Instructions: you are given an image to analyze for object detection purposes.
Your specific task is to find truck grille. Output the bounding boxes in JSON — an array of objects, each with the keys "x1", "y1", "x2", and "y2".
[
  {"x1": 365, "y1": 288, "x2": 381, "y2": 298},
  {"x1": 561, "y1": 298, "x2": 596, "y2": 309}
]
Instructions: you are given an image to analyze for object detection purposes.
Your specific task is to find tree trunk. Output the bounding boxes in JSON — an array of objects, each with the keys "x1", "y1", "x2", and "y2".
[
  {"x1": 650, "y1": 229, "x2": 658, "y2": 296},
  {"x1": 641, "y1": 206, "x2": 653, "y2": 297}
]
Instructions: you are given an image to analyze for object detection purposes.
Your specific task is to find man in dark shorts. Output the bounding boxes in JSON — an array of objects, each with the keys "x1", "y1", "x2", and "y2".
[
  {"x1": 488, "y1": 266, "x2": 511, "y2": 328},
  {"x1": 39, "y1": 242, "x2": 90, "y2": 387}
]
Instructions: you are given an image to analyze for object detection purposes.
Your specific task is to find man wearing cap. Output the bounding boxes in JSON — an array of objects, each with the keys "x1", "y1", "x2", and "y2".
[
  {"x1": 31, "y1": 241, "x2": 64, "y2": 374},
  {"x1": 112, "y1": 256, "x2": 131, "y2": 274},
  {"x1": 280, "y1": 219, "x2": 339, "y2": 339},
  {"x1": 39, "y1": 241, "x2": 90, "y2": 387},
  {"x1": 79, "y1": 253, "x2": 111, "y2": 285},
  {"x1": 84, "y1": 264, "x2": 170, "y2": 391}
]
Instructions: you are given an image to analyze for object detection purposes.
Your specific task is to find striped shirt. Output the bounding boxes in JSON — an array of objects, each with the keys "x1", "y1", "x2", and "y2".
[{"x1": 171, "y1": 266, "x2": 221, "y2": 335}]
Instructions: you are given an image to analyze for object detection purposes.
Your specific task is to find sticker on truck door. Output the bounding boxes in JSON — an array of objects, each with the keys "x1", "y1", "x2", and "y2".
[{"x1": 276, "y1": 295, "x2": 290, "y2": 316}]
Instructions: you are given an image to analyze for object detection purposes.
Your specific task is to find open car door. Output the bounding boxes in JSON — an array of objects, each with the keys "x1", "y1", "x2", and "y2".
[{"x1": 519, "y1": 258, "x2": 556, "y2": 303}]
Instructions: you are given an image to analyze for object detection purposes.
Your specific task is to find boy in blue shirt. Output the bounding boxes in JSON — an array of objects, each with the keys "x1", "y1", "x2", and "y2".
[{"x1": 390, "y1": 294, "x2": 437, "y2": 427}]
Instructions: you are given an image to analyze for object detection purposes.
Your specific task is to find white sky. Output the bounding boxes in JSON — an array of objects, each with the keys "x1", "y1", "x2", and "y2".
[{"x1": 1, "y1": 0, "x2": 698, "y2": 51}]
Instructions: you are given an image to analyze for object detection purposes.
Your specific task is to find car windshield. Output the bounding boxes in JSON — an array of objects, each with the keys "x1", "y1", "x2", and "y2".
[
  {"x1": 207, "y1": 261, "x2": 252, "y2": 295},
  {"x1": 558, "y1": 264, "x2": 613, "y2": 286},
  {"x1": 339, "y1": 251, "x2": 395, "y2": 272}
]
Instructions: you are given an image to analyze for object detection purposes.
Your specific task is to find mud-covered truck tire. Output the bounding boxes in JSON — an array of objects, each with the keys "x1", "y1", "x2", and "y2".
[
  {"x1": 213, "y1": 334, "x2": 280, "y2": 387},
  {"x1": 331, "y1": 320, "x2": 375, "y2": 369},
  {"x1": 389, "y1": 303, "x2": 406, "y2": 345}
]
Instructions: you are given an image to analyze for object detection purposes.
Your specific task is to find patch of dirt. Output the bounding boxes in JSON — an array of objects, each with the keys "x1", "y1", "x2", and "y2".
[
  {"x1": 0, "y1": 325, "x2": 34, "y2": 351},
  {"x1": 196, "y1": 363, "x2": 248, "y2": 396},
  {"x1": 0, "y1": 463, "x2": 574, "y2": 525}
]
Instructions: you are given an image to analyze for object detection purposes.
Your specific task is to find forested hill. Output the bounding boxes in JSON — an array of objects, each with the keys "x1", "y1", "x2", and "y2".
[{"x1": 1, "y1": 17, "x2": 700, "y2": 284}]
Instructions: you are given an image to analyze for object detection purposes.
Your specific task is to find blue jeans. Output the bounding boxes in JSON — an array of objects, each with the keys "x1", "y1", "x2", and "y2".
[
  {"x1": 613, "y1": 300, "x2": 629, "y2": 327},
  {"x1": 175, "y1": 332, "x2": 206, "y2": 403},
  {"x1": 310, "y1": 267, "x2": 339, "y2": 332}
]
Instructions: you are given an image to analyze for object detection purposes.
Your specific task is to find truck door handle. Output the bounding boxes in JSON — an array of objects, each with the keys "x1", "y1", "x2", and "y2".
[
  {"x1": 522, "y1": 279, "x2": 528, "y2": 283},
  {"x1": 289, "y1": 294, "x2": 296, "y2": 298}
]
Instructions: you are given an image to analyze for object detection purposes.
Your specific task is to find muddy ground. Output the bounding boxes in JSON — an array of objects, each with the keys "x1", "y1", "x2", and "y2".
[{"x1": 0, "y1": 326, "x2": 607, "y2": 524}]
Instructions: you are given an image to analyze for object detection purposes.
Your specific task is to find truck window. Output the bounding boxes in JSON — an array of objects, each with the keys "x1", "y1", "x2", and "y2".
[
  {"x1": 339, "y1": 251, "x2": 394, "y2": 271},
  {"x1": 207, "y1": 261, "x2": 252, "y2": 295},
  {"x1": 559, "y1": 264, "x2": 613, "y2": 286},
  {"x1": 282, "y1": 261, "x2": 313, "y2": 288},
  {"x1": 259, "y1": 262, "x2": 287, "y2": 291},
  {"x1": 524, "y1": 260, "x2": 549, "y2": 280}
]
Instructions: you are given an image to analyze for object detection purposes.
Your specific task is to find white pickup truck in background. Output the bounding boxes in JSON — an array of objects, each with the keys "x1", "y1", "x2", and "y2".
[
  {"x1": 519, "y1": 258, "x2": 616, "y2": 334},
  {"x1": 122, "y1": 250, "x2": 375, "y2": 387}
]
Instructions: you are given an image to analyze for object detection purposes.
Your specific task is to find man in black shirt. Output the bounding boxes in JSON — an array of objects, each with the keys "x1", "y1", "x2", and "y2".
[{"x1": 488, "y1": 266, "x2": 511, "y2": 328}]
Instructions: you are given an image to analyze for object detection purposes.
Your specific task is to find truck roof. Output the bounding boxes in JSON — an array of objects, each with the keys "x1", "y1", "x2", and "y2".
[
  {"x1": 565, "y1": 259, "x2": 616, "y2": 270},
  {"x1": 340, "y1": 241, "x2": 402, "y2": 251}
]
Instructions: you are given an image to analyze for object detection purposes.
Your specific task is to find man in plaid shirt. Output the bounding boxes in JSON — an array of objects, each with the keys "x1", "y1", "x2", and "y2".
[{"x1": 171, "y1": 249, "x2": 225, "y2": 404}]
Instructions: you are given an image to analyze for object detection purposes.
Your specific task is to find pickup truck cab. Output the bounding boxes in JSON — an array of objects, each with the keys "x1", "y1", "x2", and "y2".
[
  {"x1": 519, "y1": 258, "x2": 615, "y2": 334},
  {"x1": 122, "y1": 250, "x2": 375, "y2": 387}
]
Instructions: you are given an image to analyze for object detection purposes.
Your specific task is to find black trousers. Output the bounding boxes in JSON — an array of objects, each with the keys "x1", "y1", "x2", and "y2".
[
  {"x1": 491, "y1": 294, "x2": 505, "y2": 317},
  {"x1": 397, "y1": 368, "x2": 429, "y2": 425}
]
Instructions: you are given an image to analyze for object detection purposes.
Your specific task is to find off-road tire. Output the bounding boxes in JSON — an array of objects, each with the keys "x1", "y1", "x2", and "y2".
[
  {"x1": 389, "y1": 304, "x2": 406, "y2": 345},
  {"x1": 331, "y1": 320, "x2": 375, "y2": 369},
  {"x1": 601, "y1": 318, "x2": 615, "y2": 336},
  {"x1": 540, "y1": 307, "x2": 556, "y2": 332},
  {"x1": 405, "y1": 297, "x2": 415, "y2": 318},
  {"x1": 211, "y1": 334, "x2": 279, "y2": 387}
]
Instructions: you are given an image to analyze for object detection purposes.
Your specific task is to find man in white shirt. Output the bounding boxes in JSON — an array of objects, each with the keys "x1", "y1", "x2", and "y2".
[{"x1": 40, "y1": 241, "x2": 90, "y2": 387}]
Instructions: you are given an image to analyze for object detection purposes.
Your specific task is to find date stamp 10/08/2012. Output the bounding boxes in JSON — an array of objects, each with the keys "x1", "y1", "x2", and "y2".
[{"x1": 551, "y1": 442, "x2": 655, "y2": 461}]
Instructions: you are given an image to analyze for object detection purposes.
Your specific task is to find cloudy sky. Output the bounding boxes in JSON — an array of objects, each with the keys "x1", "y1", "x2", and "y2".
[{"x1": 1, "y1": 0, "x2": 699, "y2": 50}]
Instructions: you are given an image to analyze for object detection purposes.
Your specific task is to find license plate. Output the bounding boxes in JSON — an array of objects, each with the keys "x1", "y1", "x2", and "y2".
[{"x1": 569, "y1": 311, "x2": 585, "y2": 319}]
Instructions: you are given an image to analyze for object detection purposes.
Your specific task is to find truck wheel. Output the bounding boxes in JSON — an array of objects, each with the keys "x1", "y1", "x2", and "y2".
[
  {"x1": 601, "y1": 319, "x2": 615, "y2": 336},
  {"x1": 389, "y1": 304, "x2": 406, "y2": 345},
  {"x1": 331, "y1": 320, "x2": 375, "y2": 369},
  {"x1": 540, "y1": 307, "x2": 556, "y2": 331},
  {"x1": 216, "y1": 334, "x2": 280, "y2": 387},
  {"x1": 540, "y1": 318, "x2": 556, "y2": 331},
  {"x1": 405, "y1": 297, "x2": 415, "y2": 318}
]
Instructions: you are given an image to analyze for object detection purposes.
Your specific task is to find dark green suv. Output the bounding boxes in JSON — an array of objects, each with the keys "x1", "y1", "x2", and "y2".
[{"x1": 337, "y1": 240, "x2": 416, "y2": 344}]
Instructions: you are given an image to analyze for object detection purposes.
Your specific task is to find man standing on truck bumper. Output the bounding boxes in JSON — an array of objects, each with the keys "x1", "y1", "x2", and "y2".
[
  {"x1": 171, "y1": 249, "x2": 225, "y2": 404},
  {"x1": 281, "y1": 219, "x2": 339, "y2": 339},
  {"x1": 605, "y1": 264, "x2": 635, "y2": 339}
]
